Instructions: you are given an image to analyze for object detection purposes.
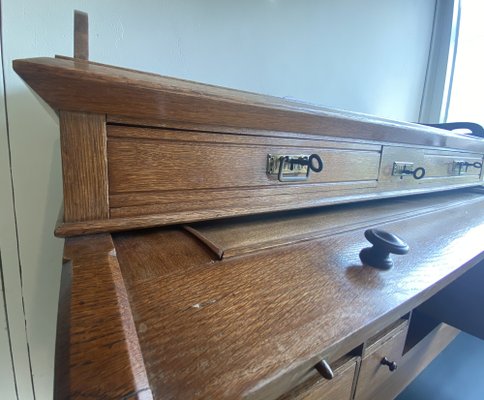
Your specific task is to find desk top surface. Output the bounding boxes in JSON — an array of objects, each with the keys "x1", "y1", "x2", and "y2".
[{"x1": 91, "y1": 189, "x2": 484, "y2": 399}]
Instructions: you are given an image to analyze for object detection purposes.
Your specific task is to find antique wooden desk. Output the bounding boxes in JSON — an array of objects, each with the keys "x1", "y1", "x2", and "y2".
[{"x1": 14, "y1": 30, "x2": 484, "y2": 399}]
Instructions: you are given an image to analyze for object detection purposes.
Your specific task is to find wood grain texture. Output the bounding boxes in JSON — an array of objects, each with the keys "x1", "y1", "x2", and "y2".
[
  {"x1": 114, "y1": 228, "x2": 217, "y2": 286},
  {"x1": 109, "y1": 181, "x2": 378, "y2": 218},
  {"x1": 107, "y1": 136, "x2": 380, "y2": 193},
  {"x1": 60, "y1": 111, "x2": 109, "y2": 222},
  {"x1": 56, "y1": 183, "x2": 483, "y2": 237},
  {"x1": 113, "y1": 193, "x2": 484, "y2": 399},
  {"x1": 378, "y1": 146, "x2": 482, "y2": 190},
  {"x1": 277, "y1": 356, "x2": 359, "y2": 400},
  {"x1": 107, "y1": 124, "x2": 381, "y2": 151},
  {"x1": 184, "y1": 191, "x2": 484, "y2": 259},
  {"x1": 12, "y1": 56, "x2": 484, "y2": 152},
  {"x1": 57, "y1": 234, "x2": 152, "y2": 399}
]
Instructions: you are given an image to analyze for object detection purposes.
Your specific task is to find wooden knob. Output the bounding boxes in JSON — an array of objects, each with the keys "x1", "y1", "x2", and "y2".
[
  {"x1": 315, "y1": 359, "x2": 334, "y2": 380},
  {"x1": 359, "y1": 229, "x2": 409, "y2": 270},
  {"x1": 381, "y1": 357, "x2": 398, "y2": 371}
]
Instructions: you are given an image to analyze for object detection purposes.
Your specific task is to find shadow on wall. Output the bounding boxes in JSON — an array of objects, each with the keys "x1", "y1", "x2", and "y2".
[{"x1": 5, "y1": 88, "x2": 64, "y2": 398}]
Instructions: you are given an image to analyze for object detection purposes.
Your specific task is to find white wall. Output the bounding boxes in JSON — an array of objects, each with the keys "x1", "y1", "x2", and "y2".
[{"x1": 0, "y1": 1, "x2": 436, "y2": 398}]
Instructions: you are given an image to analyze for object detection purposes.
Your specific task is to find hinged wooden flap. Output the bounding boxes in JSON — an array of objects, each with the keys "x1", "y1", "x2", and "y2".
[{"x1": 184, "y1": 190, "x2": 484, "y2": 259}]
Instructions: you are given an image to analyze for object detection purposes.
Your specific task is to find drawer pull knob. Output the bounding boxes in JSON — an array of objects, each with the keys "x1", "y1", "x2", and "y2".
[
  {"x1": 359, "y1": 229, "x2": 409, "y2": 270},
  {"x1": 315, "y1": 359, "x2": 334, "y2": 380},
  {"x1": 381, "y1": 357, "x2": 398, "y2": 372}
]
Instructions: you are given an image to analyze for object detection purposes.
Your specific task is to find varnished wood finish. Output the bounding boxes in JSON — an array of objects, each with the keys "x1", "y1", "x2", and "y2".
[
  {"x1": 13, "y1": 57, "x2": 484, "y2": 152},
  {"x1": 107, "y1": 124, "x2": 381, "y2": 151},
  {"x1": 111, "y1": 192, "x2": 484, "y2": 399},
  {"x1": 379, "y1": 146, "x2": 483, "y2": 190},
  {"x1": 58, "y1": 234, "x2": 152, "y2": 399},
  {"x1": 184, "y1": 190, "x2": 484, "y2": 259},
  {"x1": 277, "y1": 356, "x2": 359, "y2": 400},
  {"x1": 114, "y1": 228, "x2": 216, "y2": 286},
  {"x1": 54, "y1": 181, "x2": 483, "y2": 237},
  {"x1": 13, "y1": 56, "x2": 484, "y2": 236},
  {"x1": 60, "y1": 111, "x2": 109, "y2": 222},
  {"x1": 107, "y1": 135, "x2": 379, "y2": 193},
  {"x1": 14, "y1": 42, "x2": 484, "y2": 400}
]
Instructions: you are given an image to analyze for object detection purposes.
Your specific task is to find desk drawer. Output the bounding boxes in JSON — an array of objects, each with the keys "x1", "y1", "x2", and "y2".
[
  {"x1": 278, "y1": 356, "x2": 359, "y2": 400},
  {"x1": 107, "y1": 125, "x2": 380, "y2": 218},
  {"x1": 379, "y1": 147, "x2": 483, "y2": 189},
  {"x1": 355, "y1": 319, "x2": 409, "y2": 399},
  {"x1": 108, "y1": 126, "x2": 380, "y2": 192}
]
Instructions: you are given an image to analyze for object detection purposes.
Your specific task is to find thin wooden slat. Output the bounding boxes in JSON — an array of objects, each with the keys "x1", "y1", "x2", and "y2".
[
  {"x1": 183, "y1": 191, "x2": 484, "y2": 259},
  {"x1": 54, "y1": 184, "x2": 482, "y2": 237},
  {"x1": 109, "y1": 180, "x2": 378, "y2": 209},
  {"x1": 107, "y1": 124, "x2": 381, "y2": 151},
  {"x1": 60, "y1": 111, "x2": 109, "y2": 222}
]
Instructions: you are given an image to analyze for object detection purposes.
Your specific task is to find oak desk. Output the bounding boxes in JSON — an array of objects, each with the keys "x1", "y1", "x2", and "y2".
[{"x1": 13, "y1": 55, "x2": 484, "y2": 400}]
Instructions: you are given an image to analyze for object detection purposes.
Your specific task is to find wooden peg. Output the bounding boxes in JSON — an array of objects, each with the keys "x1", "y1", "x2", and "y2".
[{"x1": 74, "y1": 10, "x2": 89, "y2": 60}]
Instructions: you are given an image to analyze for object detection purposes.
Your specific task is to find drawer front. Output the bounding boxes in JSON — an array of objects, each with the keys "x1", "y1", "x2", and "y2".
[
  {"x1": 355, "y1": 319, "x2": 409, "y2": 400},
  {"x1": 424, "y1": 150, "x2": 483, "y2": 178},
  {"x1": 278, "y1": 357, "x2": 359, "y2": 400},
  {"x1": 108, "y1": 128, "x2": 380, "y2": 193},
  {"x1": 379, "y1": 147, "x2": 483, "y2": 188},
  {"x1": 107, "y1": 125, "x2": 381, "y2": 218}
]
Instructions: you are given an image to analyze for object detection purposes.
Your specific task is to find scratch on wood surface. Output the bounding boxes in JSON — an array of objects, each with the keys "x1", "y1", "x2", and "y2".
[{"x1": 190, "y1": 299, "x2": 217, "y2": 310}]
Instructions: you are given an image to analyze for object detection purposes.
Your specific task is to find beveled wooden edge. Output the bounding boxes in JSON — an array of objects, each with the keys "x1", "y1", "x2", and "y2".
[
  {"x1": 13, "y1": 56, "x2": 484, "y2": 152},
  {"x1": 183, "y1": 225, "x2": 225, "y2": 259},
  {"x1": 55, "y1": 183, "x2": 483, "y2": 237},
  {"x1": 57, "y1": 234, "x2": 152, "y2": 399}
]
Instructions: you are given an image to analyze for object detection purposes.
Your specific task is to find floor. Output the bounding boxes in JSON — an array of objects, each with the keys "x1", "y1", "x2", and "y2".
[{"x1": 397, "y1": 332, "x2": 484, "y2": 400}]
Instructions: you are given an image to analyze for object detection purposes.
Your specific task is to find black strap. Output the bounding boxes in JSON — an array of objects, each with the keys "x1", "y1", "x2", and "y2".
[{"x1": 422, "y1": 122, "x2": 484, "y2": 139}]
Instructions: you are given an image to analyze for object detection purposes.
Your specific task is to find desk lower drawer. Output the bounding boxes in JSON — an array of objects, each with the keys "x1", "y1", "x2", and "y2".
[
  {"x1": 278, "y1": 356, "x2": 359, "y2": 400},
  {"x1": 355, "y1": 319, "x2": 409, "y2": 400}
]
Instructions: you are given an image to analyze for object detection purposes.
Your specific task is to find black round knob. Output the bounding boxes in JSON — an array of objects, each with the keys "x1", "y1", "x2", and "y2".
[
  {"x1": 359, "y1": 229, "x2": 409, "y2": 270},
  {"x1": 381, "y1": 357, "x2": 398, "y2": 372}
]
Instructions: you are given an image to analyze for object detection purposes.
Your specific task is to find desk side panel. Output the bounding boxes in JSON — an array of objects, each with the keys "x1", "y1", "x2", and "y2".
[{"x1": 56, "y1": 234, "x2": 152, "y2": 399}]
